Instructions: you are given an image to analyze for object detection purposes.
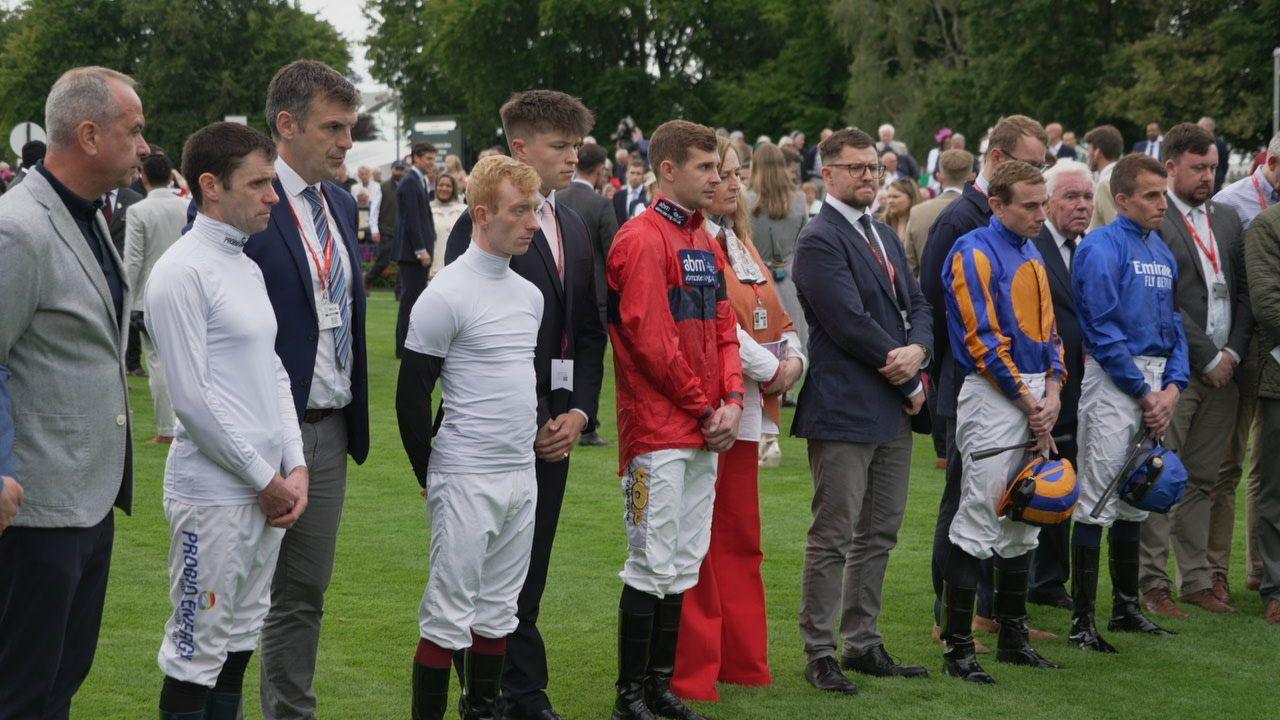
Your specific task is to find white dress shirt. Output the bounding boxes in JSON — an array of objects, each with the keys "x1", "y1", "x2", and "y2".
[
  {"x1": 356, "y1": 180, "x2": 381, "y2": 236},
  {"x1": 1045, "y1": 220, "x2": 1076, "y2": 269},
  {"x1": 276, "y1": 157, "x2": 354, "y2": 410},
  {"x1": 1168, "y1": 191, "x2": 1234, "y2": 372},
  {"x1": 536, "y1": 190, "x2": 562, "y2": 276}
]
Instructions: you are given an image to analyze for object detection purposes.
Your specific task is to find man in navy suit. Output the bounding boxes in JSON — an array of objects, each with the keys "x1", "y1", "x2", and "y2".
[
  {"x1": 440, "y1": 90, "x2": 606, "y2": 720},
  {"x1": 612, "y1": 158, "x2": 648, "y2": 225},
  {"x1": 918, "y1": 115, "x2": 1048, "y2": 640},
  {"x1": 250, "y1": 60, "x2": 369, "y2": 720},
  {"x1": 1027, "y1": 160, "x2": 1094, "y2": 610},
  {"x1": 395, "y1": 142, "x2": 437, "y2": 357},
  {"x1": 793, "y1": 127, "x2": 933, "y2": 694},
  {"x1": 1133, "y1": 122, "x2": 1164, "y2": 160}
]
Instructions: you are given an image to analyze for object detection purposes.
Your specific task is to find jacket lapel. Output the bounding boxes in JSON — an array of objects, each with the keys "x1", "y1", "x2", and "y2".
[
  {"x1": 1033, "y1": 228, "x2": 1076, "y2": 313},
  {"x1": 29, "y1": 173, "x2": 120, "y2": 329},
  {"x1": 825, "y1": 204, "x2": 897, "y2": 305},
  {"x1": 270, "y1": 179, "x2": 318, "y2": 317},
  {"x1": 1165, "y1": 203, "x2": 1205, "y2": 286}
]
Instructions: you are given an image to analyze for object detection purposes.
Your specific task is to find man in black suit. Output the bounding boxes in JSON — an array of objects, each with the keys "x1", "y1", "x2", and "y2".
[
  {"x1": 253, "y1": 60, "x2": 370, "y2": 720},
  {"x1": 104, "y1": 182, "x2": 145, "y2": 374},
  {"x1": 1133, "y1": 122, "x2": 1164, "y2": 159},
  {"x1": 394, "y1": 142, "x2": 437, "y2": 357},
  {"x1": 612, "y1": 158, "x2": 649, "y2": 225},
  {"x1": 365, "y1": 160, "x2": 405, "y2": 291},
  {"x1": 1028, "y1": 160, "x2": 1094, "y2": 609},
  {"x1": 918, "y1": 114, "x2": 1048, "y2": 640},
  {"x1": 441, "y1": 90, "x2": 606, "y2": 720},
  {"x1": 792, "y1": 127, "x2": 933, "y2": 695}
]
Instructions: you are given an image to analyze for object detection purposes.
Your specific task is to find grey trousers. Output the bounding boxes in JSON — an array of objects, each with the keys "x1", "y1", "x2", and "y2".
[
  {"x1": 1140, "y1": 376, "x2": 1238, "y2": 596},
  {"x1": 798, "y1": 417, "x2": 912, "y2": 661},
  {"x1": 259, "y1": 412, "x2": 349, "y2": 720},
  {"x1": 1221, "y1": 343, "x2": 1263, "y2": 581},
  {"x1": 1257, "y1": 399, "x2": 1280, "y2": 604}
]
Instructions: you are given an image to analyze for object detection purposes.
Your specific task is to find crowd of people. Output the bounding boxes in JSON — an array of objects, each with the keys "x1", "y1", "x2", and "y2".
[{"x1": 1, "y1": 57, "x2": 1280, "y2": 720}]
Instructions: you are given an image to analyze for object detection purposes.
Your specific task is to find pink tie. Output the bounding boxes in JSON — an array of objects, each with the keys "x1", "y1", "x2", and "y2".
[{"x1": 540, "y1": 201, "x2": 563, "y2": 279}]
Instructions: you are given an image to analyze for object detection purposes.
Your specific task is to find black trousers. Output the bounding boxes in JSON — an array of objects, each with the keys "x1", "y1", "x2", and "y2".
[
  {"x1": 396, "y1": 261, "x2": 428, "y2": 358},
  {"x1": 931, "y1": 417, "x2": 994, "y2": 621},
  {"x1": 1029, "y1": 432, "x2": 1077, "y2": 598},
  {"x1": 0, "y1": 512, "x2": 114, "y2": 719},
  {"x1": 502, "y1": 456, "x2": 571, "y2": 714},
  {"x1": 125, "y1": 323, "x2": 142, "y2": 372},
  {"x1": 365, "y1": 232, "x2": 395, "y2": 288}
]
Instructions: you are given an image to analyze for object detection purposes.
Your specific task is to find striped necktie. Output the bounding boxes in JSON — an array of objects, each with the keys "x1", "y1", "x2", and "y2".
[{"x1": 301, "y1": 186, "x2": 352, "y2": 371}]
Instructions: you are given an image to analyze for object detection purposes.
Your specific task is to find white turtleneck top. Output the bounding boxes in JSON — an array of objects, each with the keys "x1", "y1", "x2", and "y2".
[
  {"x1": 405, "y1": 242, "x2": 543, "y2": 474},
  {"x1": 144, "y1": 213, "x2": 305, "y2": 505}
]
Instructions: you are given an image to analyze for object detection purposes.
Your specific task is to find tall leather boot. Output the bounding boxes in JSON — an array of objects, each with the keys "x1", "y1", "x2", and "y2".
[
  {"x1": 1107, "y1": 538, "x2": 1176, "y2": 636},
  {"x1": 940, "y1": 547, "x2": 995, "y2": 684},
  {"x1": 993, "y1": 554, "x2": 1061, "y2": 669},
  {"x1": 462, "y1": 650, "x2": 505, "y2": 720},
  {"x1": 411, "y1": 663, "x2": 451, "y2": 720},
  {"x1": 613, "y1": 610, "x2": 657, "y2": 720},
  {"x1": 644, "y1": 595, "x2": 710, "y2": 720},
  {"x1": 1067, "y1": 545, "x2": 1118, "y2": 652},
  {"x1": 201, "y1": 692, "x2": 240, "y2": 720}
]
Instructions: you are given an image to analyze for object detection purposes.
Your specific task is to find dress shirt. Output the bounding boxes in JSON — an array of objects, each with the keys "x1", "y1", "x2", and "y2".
[
  {"x1": 1213, "y1": 168, "x2": 1278, "y2": 230},
  {"x1": 1046, "y1": 220, "x2": 1076, "y2": 269},
  {"x1": 35, "y1": 163, "x2": 124, "y2": 323},
  {"x1": 823, "y1": 193, "x2": 923, "y2": 397},
  {"x1": 537, "y1": 190, "x2": 562, "y2": 275},
  {"x1": 1144, "y1": 137, "x2": 1163, "y2": 159},
  {"x1": 275, "y1": 157, "x2": 354, "y2": 410},
  {"x1": 356, "y1": 180, "x2": 381, "y2": 235},
  {"x1": 1097, "y1": 161, "x2": 1117, "y2": 184},
  {"x1": 1168, "y1": 191, "x2": 1234, "y2": 371}
]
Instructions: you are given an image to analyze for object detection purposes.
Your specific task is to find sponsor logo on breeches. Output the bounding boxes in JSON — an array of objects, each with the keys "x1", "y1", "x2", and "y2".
[{"x1": 171, "y1": 530, "x2": 204, "y2": 661}]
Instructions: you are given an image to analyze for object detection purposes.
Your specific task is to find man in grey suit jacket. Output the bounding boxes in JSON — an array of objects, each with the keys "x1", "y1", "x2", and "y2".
[
  {"x1": 0, "y1": 65, "x2": 148, "y2": 718},
  {"x1": 124, "y1": 153, "x2": 189, "y2": 445},
  {"x1": 1139, "y1": 123, "x2": 1254, "y2": 618}
]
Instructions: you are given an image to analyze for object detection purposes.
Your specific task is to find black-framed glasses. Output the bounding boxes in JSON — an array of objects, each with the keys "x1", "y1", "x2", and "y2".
[{"x1": 827, "y1": 162, "x2": 887, "y2": 178}]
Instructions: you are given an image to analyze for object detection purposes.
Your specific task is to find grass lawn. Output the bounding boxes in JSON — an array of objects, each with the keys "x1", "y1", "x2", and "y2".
[{"x1": 78, "y1": 291, "x2": 1277, "y2": 718}]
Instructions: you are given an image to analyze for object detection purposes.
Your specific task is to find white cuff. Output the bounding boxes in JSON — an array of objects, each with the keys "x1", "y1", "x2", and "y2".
[
  {"x1": 245, "y1": 456, "x2": 277, "y2": 493},
  {"x1": 281, "y1": 443, "x2": 306, "y2": 478},
  {"x1": 571, "y1": 408, "x2": 591, "y2": 425},
  {"x1": 909, "y1": 381, "x2": 924, "y2": 398},
  {"x1": 1201, "y1": 352, "x2": 1224, "y2": 375}
]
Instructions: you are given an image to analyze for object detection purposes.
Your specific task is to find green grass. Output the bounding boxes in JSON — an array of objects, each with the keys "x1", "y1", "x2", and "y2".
[{"x1": 79, "y1": 292, "x2": 1278, "y2": 718}]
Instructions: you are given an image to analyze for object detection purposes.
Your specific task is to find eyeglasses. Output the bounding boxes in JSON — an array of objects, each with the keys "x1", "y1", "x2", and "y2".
[{"x1": 827, "y1": 162, "x2": 887, "y2": 178}]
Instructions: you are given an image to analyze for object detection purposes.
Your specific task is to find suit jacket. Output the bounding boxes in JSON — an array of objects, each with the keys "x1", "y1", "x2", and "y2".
[
  {"x1": 378, "y1": 177, "x2": 399, "y2": 240},
  {"x1": 918, "y1": 182, "x2": 991, "y2": 418},
  {"x1": 123, "y1": 188, "x2": 189, "y2": 302},
  {"x1": 1033, "y1": 225, "x2": 1085, "y2": 429},
  {"x1": 613, "y1": 186, "x2": 648, "y2": 226},
  {"x1": 791, "y1": 202, "x2": 933, "y2": 443},
  {"x1": 444, "y1": 204, "x2": 608, "y2": 432},
  {"x1": 1161, "y1": 198, "x2": 1253, "y2": 374},
  {"x1": 106, "y1": 186, "x2": 143, "y2": 254},
  {"x1": 904, "y1": 189, "x2": 961, "y2": 277},
  {"x1": 1133, "y1": 138, "x2": 1163, "y2": 159},
  {"x1": 243, "y1": 179, "x2": 370, "y2": 463},
  {"x1": 1055, "y1": 144, "x2": 1077, "y2": 159},
  {"x1": 0, "y1": 169, "x2": 133, "y2": 526},
  {"x1": 394, "y1": 169, "x2": 434, "y2": 263},
  {"x1": 556, "y1": 180, "x2": 619, "y2": 314},
  {"x1": 1213, "y1": 137, "x2": 1230, "y2": 193},
  {"x1": 801, "y1": 146, "x2": 820, "y2": 181}
]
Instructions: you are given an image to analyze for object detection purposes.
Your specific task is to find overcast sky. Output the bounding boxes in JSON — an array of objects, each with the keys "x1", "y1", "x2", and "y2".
[{"x1": 299, "y1": 0, "x2": 376, "y2": 86}]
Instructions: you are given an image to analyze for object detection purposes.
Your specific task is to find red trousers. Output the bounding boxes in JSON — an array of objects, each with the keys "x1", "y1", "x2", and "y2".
[{"x1": 671, "y1": 440, "x2": 772, "y2": 701}]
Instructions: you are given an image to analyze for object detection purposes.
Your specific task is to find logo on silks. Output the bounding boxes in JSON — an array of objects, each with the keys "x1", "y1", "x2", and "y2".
[
  {"x1": 653, "y1": 198, "x2": 689, "y2": 228},
  {"x1": 172, "y1": 530, "x2": 201, "y2": 661},
  {"x1": 998, "y1": 456, "x2": 1078, "y2": 526},
  {"x1": 198, "y1": 591, "x2": 217, "y2": 610},
  {"x1": 1120, "y1": 445, "x2": 1187, "y2": 513},
  {"x1": 679, "y1": 249, "x2": 717, "y2": 287},
  {"x1": 625, "y1": 465, "x2": 650, "y2": 528}
]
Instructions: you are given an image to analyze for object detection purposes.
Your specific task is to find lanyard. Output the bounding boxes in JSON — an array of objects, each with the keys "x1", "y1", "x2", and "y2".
[
  {"x1": 1253, "y1": 174, "x2": 1271, "y2": 210},
  {"x1": 288, "y1": 195, "x2": 336, "y2": 291},
  {"x1": 1181, "y1": 209, "x2": 1219, "y2": 275}
]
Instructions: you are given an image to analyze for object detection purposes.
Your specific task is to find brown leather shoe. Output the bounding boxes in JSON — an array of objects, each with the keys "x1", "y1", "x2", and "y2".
[
  {"x1": 1140, "y1": 588, "x2": 1189, "y2": 619},
  {"x1": 1246, "y1": 575, "x2": 1262, "y2": 592},
  {"x1": 144, "y1": 435, "x2": 174, "y2": 445},
  {"x1": 970, "y1": 616, "x2": 1056, "y2": 641},
  {"x1": 1211, "y1": 573, "x2": 1232, "y2": 605},
  {"x1": 1266, "y1": 599, "x2": 1280, "y2": 625},
  {"x1": 1181, "y1": 589, "x2": 1236, "y2": 613},
  {"x1": 935, "y1": 458, "x2": 948, "y2": 469},
  {"x1": 933, "y1": 624, "x2": 990, "y2": 654}
]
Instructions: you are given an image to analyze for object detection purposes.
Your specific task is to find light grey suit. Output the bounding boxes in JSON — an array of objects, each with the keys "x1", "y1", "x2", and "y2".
[
  {"x1": 125, "y1": 187, "x2": 189, "y2": 437},
  {"x1": 1140, "y1": 197, "x2": 1253, "y2": 598},
  {"x1": 0, "y1": 168, "x2": 133, "y2": 527}
]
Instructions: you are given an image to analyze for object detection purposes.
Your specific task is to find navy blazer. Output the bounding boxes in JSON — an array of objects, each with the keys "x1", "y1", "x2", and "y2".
[
  {"x1": 612, "y1": 188, "x2": 648, "y2": 227},
  {"x1": 791, "y1": 202, "x2": 932, "y2": 443},
  {"x1": 443, "y1": 205, "x2": 607, "y2": 432},
  {"x1": 244, "y1": 180, "x2": 370, "y2": 463},
  {"x1": 393, "y1": 169, "x2": 435, "y2": 263},
  {"x1": 1032, "y1": 226, "x2": 1084, "y2": 431},
  {"x1": 918, "y1": 182, "x2": 991, "y2": 418}
]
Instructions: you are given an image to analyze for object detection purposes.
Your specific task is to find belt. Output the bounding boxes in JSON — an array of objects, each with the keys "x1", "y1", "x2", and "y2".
[{"x1": 303, "y1": 408, "x2": 338, "y2": 424}]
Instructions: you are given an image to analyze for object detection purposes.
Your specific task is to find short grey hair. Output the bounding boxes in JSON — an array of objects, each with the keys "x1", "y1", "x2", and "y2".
[
  {"x1": 1268, "y1": 131, "x2": 1280, "y2": 161},
  {"x1": 1043, "y1": 159, "x2": 1094, "y2": 197},
  {"x1": 265, "y1": 60, "x2": 358, "y2": 138},
  {"x1": 878, "y1": 123, "x2": 895, "y2": 136},
  {"x1": 45, "y1": 66, "x2": 136, "y2": 149}
]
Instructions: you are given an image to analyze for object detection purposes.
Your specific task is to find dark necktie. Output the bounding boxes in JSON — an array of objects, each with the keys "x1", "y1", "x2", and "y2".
[
  {"x1": 101, "y1": 193, "x2": 113, "y2": 224},
  {"x1": 1065, "y1": 235, "x2": 1077, "y2": 270},
  {"x1": 857, "y1": 214, "x2": 890, "y2": 280}
]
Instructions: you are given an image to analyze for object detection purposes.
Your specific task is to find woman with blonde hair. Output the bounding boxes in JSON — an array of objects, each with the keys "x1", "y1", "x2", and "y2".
[
  {"x1": 747, "y1": 143, "x2": 809, "y2": 354},
  {"x1": 877, "y1": 177, "x2": 921, "y2": 242},
  {"x1": 444, "y1": 153, "x2": 467, "y2": 192},
  {"x1": 671, "y1": 136, "x2": 806, "y2": 702}
]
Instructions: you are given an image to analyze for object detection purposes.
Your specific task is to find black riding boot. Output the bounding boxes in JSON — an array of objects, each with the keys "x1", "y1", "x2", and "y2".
[
  {"x1": 1108, "y1": 538, "x2": 1176, "y2": 635},
  {"x1": 994, "y1": 553, "x2": 1062, "y2": 669},
  {"x1": 462, "y1": 650, "x2": 505, "y2": 720},
  {"x1": 1067, "y1": 545, "x2": 1118, "y2": 652},
  {"x1": 643, "y1": 594, "x2": 709, "y2": 720},
  {"x1": 940, "y1": 546, "x2": 995, "y2": 684},
  {"x1": 613, "y1": 610, "x2": 658, "y2": 720},
  {"x1": 411, "y1": 663, "x2": 450, "y2": 720}
]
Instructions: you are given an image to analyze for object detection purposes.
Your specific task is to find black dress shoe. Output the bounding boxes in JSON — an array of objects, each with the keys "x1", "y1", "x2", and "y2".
[
  {"x1": 1028, "y1": 589, "x2": 1074, "y2": 611},
  {"x1": 841, "y1": 645, "x2": 928, "y2": 678},
  {"x1": 578, "y1": 431, "x2": 613, "y2": 447},
  {"x1": 804, "y1": 657, "x2": 858, "y2": 695}
]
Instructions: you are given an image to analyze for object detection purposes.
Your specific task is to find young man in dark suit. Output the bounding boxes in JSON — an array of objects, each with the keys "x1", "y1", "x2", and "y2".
[
  {"x1": 395, "y1": 143, "x2": 437, "y2": 357},
  {"x1": 792, "y1": 127, "x2": 933, "y2": 695},
  {"x1": 442, "y1": 90, "x2": 607, "y2": 720},
  {"x1": 250, "y1": 60, "x2": 370, "y2": 720},
  {"x1": 365, "y1": 160, "x2": 405, "y2": 291},
  {"x1": 613, "y1": 159, "x2": 649, "y2": 226}
]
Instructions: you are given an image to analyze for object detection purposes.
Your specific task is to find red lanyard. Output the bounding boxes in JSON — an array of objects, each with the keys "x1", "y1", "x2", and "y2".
[
  {"x1": 1253, "y1": 174, "x2": 1271, "y2": 210},
  {"x1": 288, "y1": 196, "x2": 335, "y2": 291},
  {"x1": 1181, "y1": 209, "x2": 1219, "y2": 275}
]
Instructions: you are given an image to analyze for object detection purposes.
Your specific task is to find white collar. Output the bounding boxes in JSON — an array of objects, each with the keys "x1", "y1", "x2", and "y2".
[
  {"x1": 1046, "y1": 220, "x2": 1072, "y2": 247},
  {"x1": 538, "y1": 189, "x2": 557, "y2": 211},
  {"x1": 1166, "y1": 189, "x2": 1203, "y2": 218},
  {"x1": 275, "y1": 156, "x2": 318, "y2": 199},
  {"x1": 190, "y1": 212, "x2": 250, "y2": 253},
  {"x1": 940, "y1": 186, "x2": 962, "y2": 196},
  {"x1": 823, "y1": 193, "x2": 872, "y2": 231}
]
